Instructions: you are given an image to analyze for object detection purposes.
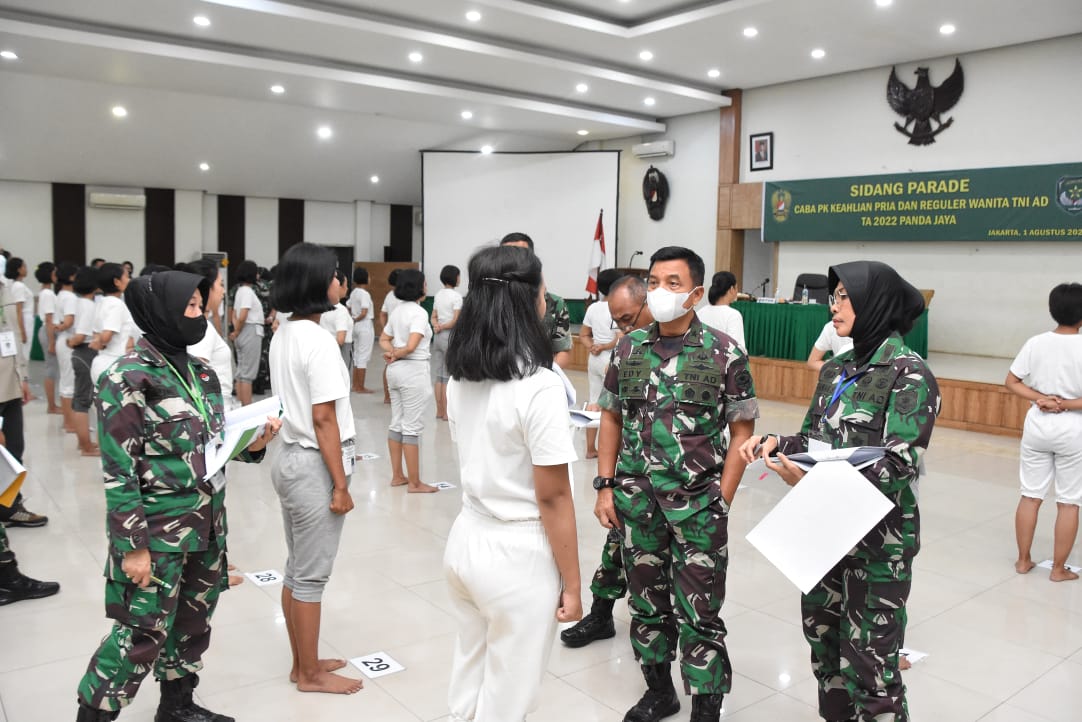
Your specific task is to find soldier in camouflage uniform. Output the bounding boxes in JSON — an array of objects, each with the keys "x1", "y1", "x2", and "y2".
[
  {"x1": 596, "y1": 248, "x2": 758, "y2": 722},
  {"x1": 499, "y1": 232, "x2": 572, "y2": 367},
  {"x1": 742, "y1": 261, "x2": 939, "y2": 722},
  {"x1": 76, "y1": 272, "x2": 280, "y2": 722}
]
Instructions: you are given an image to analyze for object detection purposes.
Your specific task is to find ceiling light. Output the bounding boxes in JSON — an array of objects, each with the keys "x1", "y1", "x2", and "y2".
[
  {"x1": 270, "y1": 84, "x2": 285, "y2": 94},
  {"x1": 707, "y1": 68, "x2": 721, "y2": 78},
  {"x1": 408, "y1": 51, "x2": 423, "y2": 63},
  {"x1": 811, "y1": 48, "x2": 826, "y2": 59},
  {"x1": 0, "y1": 50, "x2": 17, "y2": 61},
  {"x1": 643, "y1": 97, "x2": 656, "y2": 106},
  {"x1": 370, "y1": 175, "x2": 380, "y2": 183},
  {"x1": 876, "y1": 0, "x2": 893, "y2": 6},
  {"x1": 939, "y1": 23, "x2": 956, "y2": 35},
  {"x1": 743, "y1": 27, "x2": 758, "y2": 38},
  {"x1": 465, "y1": 10, "x2": 482, "y2": 22},
  {"x1": 575, "y1": 83, "x2": 588, "y2": 93},
  {"x1": 193, "y1": 15, "x2": 211, "y2": 27},
  {"x1": 317, "y1": 125, "x2": 333, "y2": 140},
  {"x1": 111, "y1": 106, "x2": 128, "y2": 118},
  {"x1": 199, "y1": 162, "x2": 210, "y2": 172},
  {"x1": 577, "y1": 129, "x2": 589, "y2": 136},
  {"x1": 460, "y1": 110, "x2": 473, "y2": 120},
  {"x1": 480, "y1": 145, "x2": 493, "y2": 154},
  {"x1": 639, "y1": 50, "x2": 653, "y2": 61}
]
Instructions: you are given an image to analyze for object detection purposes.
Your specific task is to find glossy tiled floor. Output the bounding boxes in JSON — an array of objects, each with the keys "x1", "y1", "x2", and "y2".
[{"x1": 1, "y1": 363, "x2": 1080, "y2": 722}]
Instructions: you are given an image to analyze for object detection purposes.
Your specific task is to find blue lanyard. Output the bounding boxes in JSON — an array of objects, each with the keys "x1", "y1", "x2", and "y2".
[{"x1": 828, "y1": 369, "x2": 864, "y2": 409}]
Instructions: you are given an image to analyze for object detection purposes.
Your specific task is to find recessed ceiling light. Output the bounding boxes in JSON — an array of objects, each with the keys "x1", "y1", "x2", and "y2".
[
  {"x1": 111, "y1": 105, "x2": 128, "y2": 118},
  {"x1": 811, "y1": 48, "x2": 826, "y2": 59},
  {"x1": 639, "y1": 50, "x2": 654, "y2": 61},
  {"x1": 707, "y1": 68, "x2": 721, "y2": 78},
  {"x1": 0, "y1": 50, "x2": 17, "y2": 61},
  {"x1": 270, "y1": 84, "x2": 285, "y2": 94},
  {"x1": 461, "y1": 110, "x2": 473, "y2": 120},
  {"x1": 465, "y1": 10, "x2": 482, "y2": 22},
  {"x1": 876, "y1": 0, "x2": 893, "y2": 7},
  {"x1": 480, "y1": 145, "x2": 493, "y2": 154},
  {"x1": 575, "y1": 83, "x2": 588, "y2": 93},
  {"x1": 317, "y1": 125, "x2": 333, "y2": 140},
  {"x1": 577, "y1": 129, "x2": 589, "y2": 136},
  {"x1": 193, "y1": 15, "x2": 211, "y2": 27},
  {"x1": 370, "y1": 175, "x2": 380, "y2": 184},
  {"x1": 743, "y1": 27, "x2": 758, "y2": 38},
  {"x1": 199, "y1": 162, "x2": 210, "y2": 172},
  {"x1": 408, "y1": 51, "x2": 423, "y2": 63},
  {"x1": 643, "y1": 97, "x2": 656, "y2": 106},
  {"x1": 939, "y1": 23, "x2": 956, "y2": 35}
]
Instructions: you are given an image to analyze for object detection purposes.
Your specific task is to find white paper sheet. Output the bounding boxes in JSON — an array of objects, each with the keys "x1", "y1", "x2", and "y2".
[
  {"x1": 745, "y1": 460, "x2": 894, "y2": 594},
  {"x1": 204, "y1": 396, "x2": 282, "y2": 480},
  {"x1": 1037, "y1": 559, "x2": 1082, "y2": 573},
  {"x1": 569, "y1": 408, "x2": 602, "y2": 428}
]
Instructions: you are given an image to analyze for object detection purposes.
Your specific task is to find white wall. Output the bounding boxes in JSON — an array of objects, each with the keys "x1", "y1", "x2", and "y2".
[
  {"x1": 0, "y1": 180, "x2": 50, "y2": 266},
  {"x1": 304, "y1": 200, "x2": 355, "y2": 249},
  {"x1": 85, "y1": 186, "x2": 145, "y2": 270},
  {"x1": 743, "y1": 36, "x2": 1082, "y2": 356},
  {"x1": 175, "y1": 190, "x2": 204, "y2": 263}
]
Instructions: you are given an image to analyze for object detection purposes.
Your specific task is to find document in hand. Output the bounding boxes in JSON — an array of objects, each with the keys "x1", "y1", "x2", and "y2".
[
  {"x1": 204, "y1": 396, "x2": 282, "y2": 481},
  {"x1": 745, "y1": 459, "x2": 894, "y2": 594},
  {"x1": 0, "y1": 444, "x2": 27, "y2": 507},
  {"x1": 569, "y1": 408, "x2": 601, "y2": 428},
  {"x1": 782, "y1": 446, "x2": 887, "y2": 471}
]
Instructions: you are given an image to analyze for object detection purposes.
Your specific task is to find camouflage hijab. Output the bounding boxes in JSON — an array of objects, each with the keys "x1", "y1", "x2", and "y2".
[
  {"x1": 828, "y1": 261, "x2": 924, "y2": 368},
  {"x1": 125, "y1": 271, "x2": 206, "y2": 375}
]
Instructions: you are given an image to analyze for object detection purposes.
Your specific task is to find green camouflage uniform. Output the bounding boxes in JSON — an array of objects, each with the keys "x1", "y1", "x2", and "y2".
[
  {"x1": 77, "y1": 338, "x2": 264, "y2": 712},
  {"x1": 599, "y1": 316, "x2": 758, "y2": 695},
  {"x1": 544, "y1": 292, "x2": 571, "y2": 355},
  {"x1": 775, "y1": 334, "x2": 939, "y2": 722},
  {"x1": 590, "y1": 527, "x2": 626, "y2": 600}
]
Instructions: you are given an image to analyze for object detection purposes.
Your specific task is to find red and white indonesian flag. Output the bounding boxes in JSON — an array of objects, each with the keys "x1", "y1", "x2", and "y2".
[{"x1": 585, "y1": 209, "x2": 608, "y2": 295}]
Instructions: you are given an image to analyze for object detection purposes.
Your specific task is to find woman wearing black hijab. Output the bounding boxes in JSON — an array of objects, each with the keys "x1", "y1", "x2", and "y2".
[
  {"x1": 75, "y1": 272, "x2": 281, "y2": 722},
  {"x1": 740, "y1": 261, "x2": 940, "y2": 722}
]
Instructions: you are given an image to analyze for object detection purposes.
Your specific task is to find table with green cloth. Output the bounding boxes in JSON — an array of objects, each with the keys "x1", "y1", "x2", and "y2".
[{"x1": 732, "y1": 300, "x2": 928, "y2": 360}]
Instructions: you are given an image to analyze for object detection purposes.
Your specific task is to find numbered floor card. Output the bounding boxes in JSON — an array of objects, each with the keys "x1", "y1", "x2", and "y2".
[
  {"x1": 351, "y1": 651, "x2": 405, "y2": 679},
  {"x1": 745, "y1": 459, "x2": 894, "y2": 594},
  {"x1": 245, "y1": 569, "x2": 284, "y2": 586}
]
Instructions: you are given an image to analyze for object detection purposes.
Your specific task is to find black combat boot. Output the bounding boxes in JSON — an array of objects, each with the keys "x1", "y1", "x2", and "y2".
[
  {"x1": 76, "y1": 703, "x2": 118, "y2": 721},
  {"x1": 0, "y1": 557, "x2": 60, "y2": 605},
  {"x1": 689, "y1": 693, "x2": 724, "y2": 722},
  {"x1": 155, "y1": 674, "x2": 234, "y2": 722},
  {"x1": 560, "y1": 595, "x2": 616, "y2": 647},
  {"x1": 623, "y1": 662, "x2": 680, "y2": 722}
]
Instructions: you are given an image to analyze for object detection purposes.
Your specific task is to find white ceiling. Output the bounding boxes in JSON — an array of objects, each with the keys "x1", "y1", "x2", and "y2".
[{"x1": 0, "y1": 0, "x2": 1079, "y2": 204}]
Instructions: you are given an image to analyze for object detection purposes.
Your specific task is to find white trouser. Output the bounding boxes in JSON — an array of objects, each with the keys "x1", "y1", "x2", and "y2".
[
  {"x1": 444, "y1": 506, "x2": 560, "y2": 722},
  {"x1": 56, "y1": 333, "x2": 75, "y2": 397},
  {"x1": 586, "y1": 352, "x2": 608, "y2": 404},
  {"x1": 1020, "y1": 407, "x2": 1082, "y2": 505},
  {"x1": 387, "y1": 359, "x2": 431, "y2": 437},
  {"x1": 352, "y1": 322, "x2": 374, "y2": 368}
]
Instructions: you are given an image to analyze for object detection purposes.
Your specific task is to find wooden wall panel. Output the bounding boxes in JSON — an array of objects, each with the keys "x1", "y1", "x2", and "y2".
[
  {"x1": 731, "y1": 183, "x2": 764, "y2": 229},
  {"x1": 717, "y1": 185, "x2": 732, "y2": 229}
]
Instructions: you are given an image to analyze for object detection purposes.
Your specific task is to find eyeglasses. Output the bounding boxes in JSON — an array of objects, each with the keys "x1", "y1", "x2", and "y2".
[
  {"x1": 611, "y1": 300, "x2": 647, "y2": 331},
  {"x1": 828, "y1": 291, "x2": 849, "y2": 307}
]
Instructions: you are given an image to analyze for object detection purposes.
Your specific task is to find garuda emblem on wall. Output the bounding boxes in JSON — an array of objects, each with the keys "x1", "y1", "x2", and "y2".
[{"x1": 886, "y1": 59, "x2": 964, "y2": 145}]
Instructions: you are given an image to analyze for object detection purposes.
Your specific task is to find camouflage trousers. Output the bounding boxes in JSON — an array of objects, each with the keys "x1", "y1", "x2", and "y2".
[
  {"x1": 589, "y1": 527, "x2": 627, "y2": 600},
  {"x1": 77, "y1": 545, "x2": 228, "y2": 712},
  {"x1": 802, "y1": 556, "x2": 912, "y2": 722},
  {"x1": 0, "y1": 524, "x2": 12, "y2": 569},
  {"x1": 615, "y1": 484, "x2": 731, "y2": 695}
]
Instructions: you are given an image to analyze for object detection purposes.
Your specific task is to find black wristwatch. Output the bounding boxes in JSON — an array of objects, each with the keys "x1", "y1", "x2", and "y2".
[{"x1": 592, "y1": 475, "x2": 616, "y2": 490}]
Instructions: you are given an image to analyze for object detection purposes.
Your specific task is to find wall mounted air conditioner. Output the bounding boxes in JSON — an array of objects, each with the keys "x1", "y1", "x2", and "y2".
[
  {"x1": 631, "y1": 140, "x2": 674, "y2": 159},
  {"x1": 88, "y1": 192, "x2": 146, "y2": 210}
]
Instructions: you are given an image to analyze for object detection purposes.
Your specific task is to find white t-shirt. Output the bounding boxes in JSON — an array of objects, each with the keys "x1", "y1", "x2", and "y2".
[
  {"x1": 37, "y1": 288, "x2": 56, "y2": 322},
  {"x1": 320, "y1": 304, "x2": 352, "y2": 343},
  {"x1": 386, "y1": 302, "x2": 431, "y2": 360},
  {"x1": 381, "y1": 292, "x2": 402, "y2": 319},
  {"x1": 270, "y1": 318, "x2": 355, "y2": 448},
  {"x1": 94, "y1": 295, "x2": 138, "y2": 359},
  {"x1": 581, "y1": 300, "x2": 616, "y2": 346},
  {"x1": 448, "y1": 368, "x2": 577, "y2": 521},
  {"x1": 73, "y1": 297, "x2": 97, "y2": 339},
  {"x1": 56, "y1": 289, "x2": 77, "y2": 341},
  {"x1": 433, "y1": 288, "x2": 463, "y2": 326},
  {"x1": 234, "y1": 285, "x2": 265, "y2": 334},
  {"x1": 189, "y1": 321, "x2": 234, "y2": 399},
  {"x1": 348, "y1": 287, "x2": 373, "y2": 328},
  {"x1": 813, "y1": 321, "x2": 854, "y2": 357},
  {"x1": 10, "y1": 280, "x2": 32, "y2": 317},
  {"x1": 697, "y1": 304, "x2": 745, "y2": 350},
  {"x1": 1010, "y1": 331, "x2": 1082, "y2": 400}
]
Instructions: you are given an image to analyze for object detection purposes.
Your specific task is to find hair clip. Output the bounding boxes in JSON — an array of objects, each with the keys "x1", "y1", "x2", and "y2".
[{"x1": 481, "y1": 277, "x2": 510, "y2": 285}]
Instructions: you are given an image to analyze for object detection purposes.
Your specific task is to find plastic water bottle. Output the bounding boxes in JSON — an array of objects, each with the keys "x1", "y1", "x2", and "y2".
[
  {"x1": 774, "y1": 285, "x2": 783, "y2": 303},
  {"x1": 801, "y1": 285, "x2": 809, "y2": 305}
]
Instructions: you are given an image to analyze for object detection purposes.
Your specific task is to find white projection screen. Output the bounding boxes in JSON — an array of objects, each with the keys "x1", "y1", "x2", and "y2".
[{"x1": 422, "y1": 151, "x2": 619, "y2": 300}]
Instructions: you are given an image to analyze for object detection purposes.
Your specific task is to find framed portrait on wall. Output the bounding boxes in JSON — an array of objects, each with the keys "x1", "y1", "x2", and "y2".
[{"x1": 750, "y1": 132, "x2": 773, "y2": 171}]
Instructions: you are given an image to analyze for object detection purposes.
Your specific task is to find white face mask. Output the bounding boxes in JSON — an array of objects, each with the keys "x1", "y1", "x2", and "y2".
[{"x1": 647, "y1": 287, "x2": 692, "y2": 324}]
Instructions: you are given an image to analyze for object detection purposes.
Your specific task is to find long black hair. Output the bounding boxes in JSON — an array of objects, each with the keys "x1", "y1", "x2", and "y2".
[{"x1": 446, "y1": 245, "x2": 551, "y2": 382}]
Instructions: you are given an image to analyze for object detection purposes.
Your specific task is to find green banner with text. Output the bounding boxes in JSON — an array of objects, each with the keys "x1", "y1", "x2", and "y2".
[{"x1": 763, "y1": 162, "x2": 1082, "y2": 242}]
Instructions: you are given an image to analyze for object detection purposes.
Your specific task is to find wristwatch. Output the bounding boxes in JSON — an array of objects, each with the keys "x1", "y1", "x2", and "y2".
[{"x1": 592, "y1": 475, "x2": 616, "y2": 490}]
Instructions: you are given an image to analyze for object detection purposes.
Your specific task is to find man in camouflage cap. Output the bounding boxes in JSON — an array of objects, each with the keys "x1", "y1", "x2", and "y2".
[
  {"x1": 596, "y1": 247, "x2": 758, "y2": 722},
  {"x1": 499, "y1": 233, "x2": 571, "y2": 368}
]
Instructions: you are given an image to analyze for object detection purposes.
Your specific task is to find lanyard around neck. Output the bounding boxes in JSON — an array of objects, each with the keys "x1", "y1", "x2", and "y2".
[
  {"x1": 828, "y1": 368, "x2": 865, "y2": 410},
  {"x1": 167, "y1": 361, "x2": 212, "y2": 431}
]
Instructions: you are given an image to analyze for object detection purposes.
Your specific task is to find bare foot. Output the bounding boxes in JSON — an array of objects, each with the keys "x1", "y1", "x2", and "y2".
[
  {"x1": 47, "y1": 408, "x2": 62, "y2": 415},
  {"x1": 228, "y1": 563, "x2": 237, "y2": 571},
  {"x1": 63, "y1": 426, "x2": 75, "y2": 433},
  {"x1": 357, "y1": 388, "x2": 374, "y2": 394},
  {"x1": 899, "y1": 655, "x2": 911, "y2": 670},
  {"x1": 390, "y1": 476, "x2": 409, "y2": 487},
  {"x1": 383, "y1": 398, "x2": 391, "y2": 405},
  {"x1": 228, "y1": 574, "x2": 244, "y2": 587},
  {"x1": 585, "y1": 451, "x2": 598, "y2": 459},
  {"x1": 296, "y1": 670, "x2": 363, "y2": 694},
  {"x1": 408, "y1": 481, "x2": 439, "y2": 494},
  {"x1": 1015, "y1": 559, "x2": 1036, "y2": 574},
  {"x1": 1050, "y1": 567, "x2": 1079, "y2": 582},
  {"x1": 290, "y1": 659, "x2": 348, "y2": 683},
  {"x1": 80, "y1": 445, "x2": 100, "y2": 457}
]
